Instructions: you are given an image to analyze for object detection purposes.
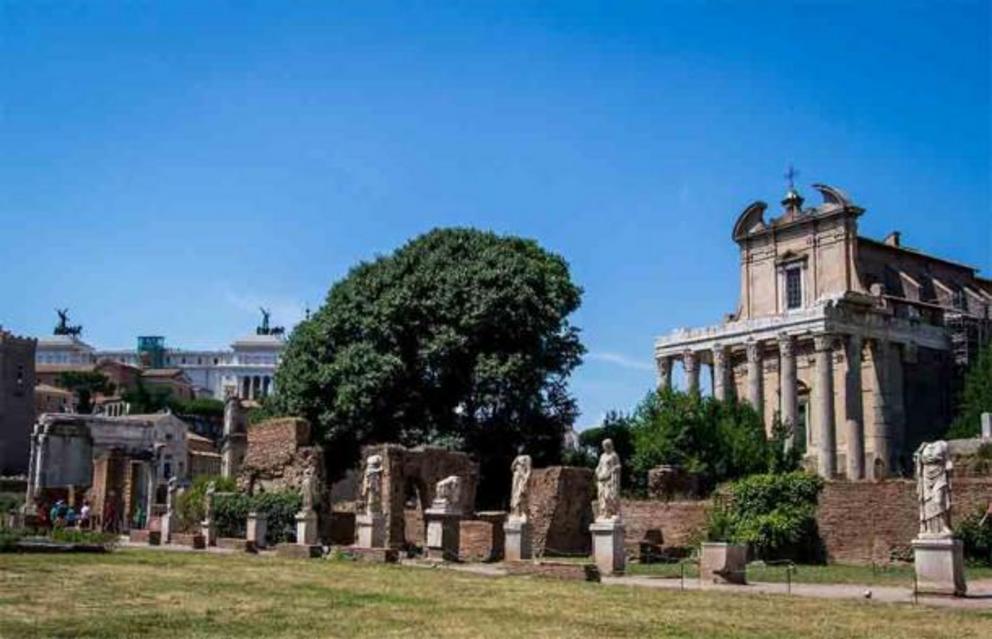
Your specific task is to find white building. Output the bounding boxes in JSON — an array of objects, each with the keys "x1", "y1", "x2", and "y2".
[{"x1": 36, "y1": 331, "x2": 285, "y2": 402}]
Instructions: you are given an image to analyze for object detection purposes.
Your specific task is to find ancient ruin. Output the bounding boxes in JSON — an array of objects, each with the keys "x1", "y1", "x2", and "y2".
[{"x1": 912, "y1": 440, "x2": 967, "y2": 595}]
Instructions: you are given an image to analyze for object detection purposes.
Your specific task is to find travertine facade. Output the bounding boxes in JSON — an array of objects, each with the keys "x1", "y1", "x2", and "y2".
[{"x1": 655, "y1": 184, "x2": 992, "y2": 479}]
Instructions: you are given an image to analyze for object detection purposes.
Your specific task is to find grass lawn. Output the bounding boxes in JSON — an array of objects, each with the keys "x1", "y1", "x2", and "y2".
[
  {"x1": 0, "y1": 549, "x2": 990, "y2": 638},
  {"x1": 628, "y1": 561, "x2": 992, "y2": 586}
]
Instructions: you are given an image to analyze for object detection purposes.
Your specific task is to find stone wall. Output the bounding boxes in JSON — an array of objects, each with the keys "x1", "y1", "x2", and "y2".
[
  {"x1": 239, "y1": 417, "x2": 322, "y2": 495},
  {"x1": 528, "y1": 466, "x2": 594, "y2": 557},
  {"x1": 816, "y1": 478, "x2": 992, "y2": 563},
  {"x1": 361, "y1": 444, "x2": 479, "y2": 548},
  {"x1": 621, "y1": 498, "x2": 710, "y2": 555}
]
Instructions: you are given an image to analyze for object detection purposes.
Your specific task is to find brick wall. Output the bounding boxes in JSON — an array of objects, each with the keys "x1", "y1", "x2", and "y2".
[
  {"x1": 621, "y1": 498, "x2": 710, "y2": 554},
  {"x1": 242, "y1": 418, "x2": 311, "y2": 472},
  {"x1": 817, "y1": 478, "x2": 992, "y2": 563},
  {"x1": 529, "y1": 466, "x2": 595, "y2": 557}
]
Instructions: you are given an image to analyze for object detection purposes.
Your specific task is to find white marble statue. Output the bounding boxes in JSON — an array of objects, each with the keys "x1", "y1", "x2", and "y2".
[
  {"x1": 915, "y1": 440, "x2": 953, "y2": 537},
  {"x1": 300, "y1": 467, "x2": 317, "y2": 513},
  {"x1": 434, "y1": 475, "x2": 462, "y2": 510},
  {"x1": 595, "y1": 439, "x2": 622, "y2": 521},
  {"x1": 166, "y1": 476, "x2": 179, "y2": 513},
  {"x1": 361, "y1": 454, "x2": 384, "y2": 516},
  {"x1": 510, "y1": 454, "x2": 532, "y2": 521},
  {"x1": 204, "y1": 481, "x2": 216, "y2": 522}
]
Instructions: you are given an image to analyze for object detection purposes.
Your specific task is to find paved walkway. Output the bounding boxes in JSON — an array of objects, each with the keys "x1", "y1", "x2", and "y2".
[{"x1": 601, "y1": 575, "x2": 992, "y2": 610}]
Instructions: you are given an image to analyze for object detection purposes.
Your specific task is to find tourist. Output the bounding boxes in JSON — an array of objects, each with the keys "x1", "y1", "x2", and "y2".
[{"x1": 79, "y1": 500, "x2": 92, "y2": 529}]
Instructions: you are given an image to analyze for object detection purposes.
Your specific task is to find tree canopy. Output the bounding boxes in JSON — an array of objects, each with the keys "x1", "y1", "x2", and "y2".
[
  {"x1": 57, "y1": 371, "x2": 113, "y2": 414},
  {"x1": 269, "y1": 228, "x2": 585, "y2": 505},
  {"x1": 947, "y1": 342, "x2": 992, "y2": 438}
]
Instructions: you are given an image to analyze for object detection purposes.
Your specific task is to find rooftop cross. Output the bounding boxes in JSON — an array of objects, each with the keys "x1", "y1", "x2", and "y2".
[{"x1": 784, "y1": 164, "x2": 800, "y2": 191}]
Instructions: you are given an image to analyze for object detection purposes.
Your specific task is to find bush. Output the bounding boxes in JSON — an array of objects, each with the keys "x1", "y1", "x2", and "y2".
[
  {"x1": 707, "y1": 472, "x2": 825, "y2": 562},
  {"x1": 175, "y1": 476, "x2": 238, "y2": 532},
  {"x1": 214, "y1": 490, "x2": 302, "y2": 544},
  {"x1": 0, "y1": 529, "x2": 25, "y2": 552},
  {"x1": 955, "y1": 507, "x2": 992, "y2": 566},
  {"x1": 629, "y1": 388, "x2": 770, "y2": 493}
]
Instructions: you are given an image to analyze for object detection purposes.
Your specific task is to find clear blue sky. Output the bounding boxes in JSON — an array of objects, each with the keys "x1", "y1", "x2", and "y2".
[{"x1": 1, "y1": 1, "x2": 989, "y2": 427}]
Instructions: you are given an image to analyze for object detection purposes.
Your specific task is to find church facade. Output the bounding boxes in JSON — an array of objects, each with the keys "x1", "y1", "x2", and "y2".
[{"x1": 654, "y1": 183, "x2": 991, "y2": 480}]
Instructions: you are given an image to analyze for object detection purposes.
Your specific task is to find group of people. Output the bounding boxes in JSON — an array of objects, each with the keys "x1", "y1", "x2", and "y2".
[{"x1": 46, "y1": 499, "x2": 92, "y2": 529}]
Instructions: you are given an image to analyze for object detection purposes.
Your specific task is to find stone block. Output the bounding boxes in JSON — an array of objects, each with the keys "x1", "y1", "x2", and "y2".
[
  {"x1": 170, "y1": 532, "x2": 205, "y2": 550},
  {"x1": 217, "y1": 537, "x2": 250, "y2": 552},
  {"x1": 459, "y1": 519, "x2": 501, "y2": 562},
  {"x1": 982, "y1": 412, "x2": 991, "y2": 439},
  {"x1": 504, "y1": 519, "x2": 532, "y2": 562},
  {"x1": 276, "y1": 542, "x2": 322, "y2": 559},
  {"x1": 296, "y1": 511, "x2": 318, "y2": 546},
  {"x1": 355, "y1": 513, "x2": 385, "y2": 548},
  {"x1": 913, "y1": 537, "x2": 967, "y2": 596},
  {"x1": 336, "y1": 546, "x2": 400, "y2": 563},
  {"x1": 528, "y1": 467, "x2": 595, "y2": 557},
  {"x1": 589, "y1": 520, "x2": 625, "y2": 576},
  {"x1": 425, "y1": 510, "x2": 461, "y2": 561},
  {"x1": 504, "y1": 560, "x2": 600, "y2": 582},
  {"x1": 201, "y1": 520, "x2": 217, "y2": 547},
  {"x1": 246, "y1": 512, "x2": 267, "y2": 549},
  {"x1": 699, "y1": 542, "x2": 747, "y2": 585},
  {"x1": 128, "y1": 529, "x2": 160, "y2": 546}
]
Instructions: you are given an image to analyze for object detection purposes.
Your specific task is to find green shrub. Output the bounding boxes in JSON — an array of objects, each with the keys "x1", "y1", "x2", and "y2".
[
  {"x1": 214, "y1": 490, "x2": 301, "y2": 544},
  {"x1": 955, "y1": 507, "x2": 992, "y2": 566},
  {"x1": 0, "y1": 529, "x2": 25, "y2": 552},
  {"x1": 175, "y1": 476, "x2": 238, "y2": 532},
  {"x1": 707, "y1": 472, "x2": 825, "y2": 562},
  {"x1": 50, "y1": 528, "x2": 117, "y2": 546},
  {"x1": 0, "y1": 493, "x2": 22, "y2": 513}
]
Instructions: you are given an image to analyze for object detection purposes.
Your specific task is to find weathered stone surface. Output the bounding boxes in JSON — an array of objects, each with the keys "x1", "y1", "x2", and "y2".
[
  {"x1": 355, "y1": 513, "x2": 385, "y2": 549},
  {"x1": 504, "y1": 560, "x2": 600, "y2": 582},
  {"x1": 238, "y1": 418, "x2": 323, "y2": 496},
  {"x1": 528, "y1": 466, "x2": 594, "y2": 557},
  {"x1": 170, "y1": 532, "x2": 205, "y2": 549},
  {"x1": 276, "y1": 543, "x2": 322, "y2": 559},
  {"x1": 699, "y1": 542, "x2": 747, "y2": 585},
  {"x1": 360, "y1": 444, "x2": 479, "y2": 549},
  {"x1": 336, "y1": 546, "x2": 399, "y2": 563},
  {"x1": 128, "y1": 529, "x2": 161, "y2": 546},
  {"x1": 589, "y1": 520, "x2": 625, "y2": 576},
  {"x1": 459, "y1": 518, "x2": 502, "y2": 562},
  {"x1": 504, "y1": 519, "x2": 532, "y2": 562},
  {"x1": 425, "y1": 510, "x2": 461, "y2": 561},
  {"x1": 621, "y1": 498, "x2": 710, "y2": 556},
  {"x1": 216, "y1": 537, "x2": 250, "y2": 552},
  {"x1": 296, "y1": 511, "x2": 318, "y2": 546},
  {"x1": 913, "y1": 537, "x2": 967, "y2": 596}
]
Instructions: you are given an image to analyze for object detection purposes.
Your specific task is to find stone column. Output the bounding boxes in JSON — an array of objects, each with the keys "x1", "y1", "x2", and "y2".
[
  {"x1": 778, "y1": 333, "x2": 797, "y2": 448},
  {"x1": 656, "y1": 356, "x2": 673, "y2": 391},
  {"x1": 683, "y1": 351, "x2": 700, "y2": 395},
  {"x1": 814, "y1": 334, "x2": 837, "y2": 479},
  {"x1": 144, "y1": 461, "x2": 157, "y2": 528},
  {"x1": 844, "y1": 334, "x2": 865, "y2": 480},
  {"x1": 712, "y1": 345, "x2": 730, "y2": 401},
  {"x1": 746, "y1": 340, "x2": 763, "y2": 419}
]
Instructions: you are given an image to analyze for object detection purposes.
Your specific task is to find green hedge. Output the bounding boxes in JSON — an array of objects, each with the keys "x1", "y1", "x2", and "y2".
[
  {"x1": 214, "y1": 491, "x2": 301, "y2": 544},
  {"x1": 955, "y1": 507, "x2": 992, "y2": 566},
  {"x1": 707, "y1": 472, "x2": 825, "y2": 562}
]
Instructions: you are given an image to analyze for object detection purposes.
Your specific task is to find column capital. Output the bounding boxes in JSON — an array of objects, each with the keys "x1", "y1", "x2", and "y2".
[
  {"x1": 682, "y1": 350, "x2": 697, "y2": 370},
  {"x1": 712, "y1": 344, "x2": 729, "y2": 366},
  {"x1": 777, "y1": 333, "x2": 795, "y2": 356},
  {"x1": 745, "y1": 340, "x2": 762, "y2": 362},
  {"x1": 814, "y1": 333, "x2": 836, "y2": 352}
]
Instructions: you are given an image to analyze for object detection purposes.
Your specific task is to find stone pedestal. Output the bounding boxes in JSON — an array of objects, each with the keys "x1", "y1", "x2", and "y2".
[
  {"x1": 161, "y1": 512, "x2": 176, "y2": 544},
  {"x1": 589, "y1": 519, "x2": 625, "y2": 576},
  {"x1": 700, "y1": 542, "x2": 747, "y2": 585},
  {"x1": 425, "y1": 509, "x2": 462, "y2": 562},
  {"x1": 913, "y1": 537, "x2": 967, "y2": 596},
  {"x1": 504, "y1": 518, "x2": 532, "y2": 562},
  {"x1": 355, "y1": 513, "x2": 385, "y2": 549},
  {"x1": 247, "y1": 512, "x2": 267, "y2": 549},
  {"x1": 201, "y1": 519, "x2": 216, "y2": 547},
  {"x1": 296, "y1": 510, "x2": 318, "y2": 546}
]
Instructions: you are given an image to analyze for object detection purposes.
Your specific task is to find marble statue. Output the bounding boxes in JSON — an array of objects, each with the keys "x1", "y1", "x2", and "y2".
[
  {"x1": 204, "y1": 481, "x2": 216, "y2": 522},
  {"x1": 915, "y1": 440, "x2": 953, "y2": 537},
  {"x1": 595, "y1": 439, "x2": 622, "y2": 521},
  {"x1": 300, "y1": 467, "x2": 317, "y2": 513},
  {"x1": 434, "y1": 475, "x2": 462, "y2": 510},
  {"x1": 361, "y1": 454, "x2": 384, "y2": 516},
  {"x1": 509, "y1": 454, "x2": 532, "y2": 521},
  {"x1": 166, "y1": 476, "x2": 178, "y2": 513}
]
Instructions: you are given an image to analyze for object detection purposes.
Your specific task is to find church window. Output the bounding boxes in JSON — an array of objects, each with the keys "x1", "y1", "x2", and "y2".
[{"x1": 785, "y1": 267, "x2": 803, "y2": 309}]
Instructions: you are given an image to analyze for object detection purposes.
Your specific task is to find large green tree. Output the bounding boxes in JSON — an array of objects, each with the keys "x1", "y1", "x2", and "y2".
[
  {"x1": 269, "y1": 228, "x2": 585, "y2": 505},
  {"x1": 57, "y1": 371, "x2": 114, "y2": 414},
  {"x1": 947, "y1": 342, "x2": 992, "y2": 438}
]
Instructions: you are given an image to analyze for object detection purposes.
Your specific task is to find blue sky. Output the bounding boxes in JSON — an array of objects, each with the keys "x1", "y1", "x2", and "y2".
[{"x1": 1, "y1": 1, "x2": 989, "y2": 427}]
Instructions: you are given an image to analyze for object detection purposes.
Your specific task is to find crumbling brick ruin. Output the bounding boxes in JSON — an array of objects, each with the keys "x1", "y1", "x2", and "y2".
[
  {"x1": 360, "y1": 444, "x2": 479, "y2": 549},
  {"x1": 527, "y1": 466, "x2": 595, "y2": 557},
  {"x1": 238, "y1": 417, "x2": 324, "y2": 497}
]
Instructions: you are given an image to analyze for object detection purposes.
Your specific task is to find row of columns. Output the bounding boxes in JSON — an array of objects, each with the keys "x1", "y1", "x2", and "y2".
[
  {"x1": 657, "y1": 332, "x2": 893, "y2": 480},
  {"x1": 239, "y1": 375, "x2": 272, "y2": 400}
]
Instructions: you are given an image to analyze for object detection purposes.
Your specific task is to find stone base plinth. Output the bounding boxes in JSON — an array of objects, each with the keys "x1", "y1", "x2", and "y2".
[
  {"x1": 700, "y1": 542, "x2": 747, "y2": 585},
  {"x1": 354, "y1": 513, "x2": 385, "y2": 549},
  {"x1": 589, "y1": 520, "x2": 625, "y2": 576},
  {"x1": 247, "y1": 512, "x2": 268, "y2": 549},
  {"x1": 161, "y1": 513, "x2": 176, "y2": 544},
  {"x1": 128, "y1": 529, "x2": 161, "y2": 546},
  {"x1": 217, "y1": 537, "x2": 251, "y2": 552},
  {"x1": 201, "y1": 521, "x2": 216, "y2": 547},
  {"x1": 425, "y1": 510, "x2": 462, "y2": 562},
  {"x1": 296, "y1": 511, "x2": 318, "y2": 546},
  {"x1": 276, "y1": 543, "x2": 322, "y2": 559},
  {"x1": 338, "y1": 546, "x2": 400, "y2": 563},
  {"x1": 913, "y1": 537, "x2": 967, "y2": 596},
  {"x1": 504, "y1": 519, "x2": 532, "y2": 562},
  {"x1": 505, "y1": 560, "x2": 600, "y2": 582}
]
